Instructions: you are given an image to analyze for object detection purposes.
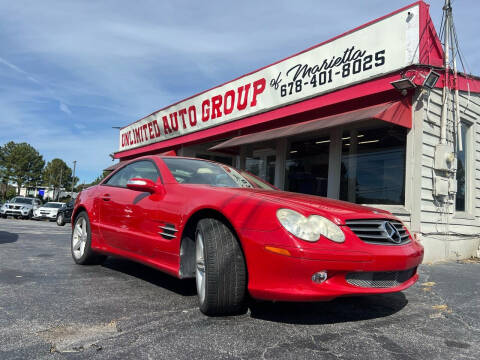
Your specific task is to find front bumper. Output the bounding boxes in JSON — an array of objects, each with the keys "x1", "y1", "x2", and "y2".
[
  {"x1": 33, "y1": 213, "x2": 57, "y2": 220},
  {"x1": 1, "y1": 209, "x2": 30, "y2": 217},
  {"x1": 240, "y1": 227, "x2": 424, "y2": 302}
]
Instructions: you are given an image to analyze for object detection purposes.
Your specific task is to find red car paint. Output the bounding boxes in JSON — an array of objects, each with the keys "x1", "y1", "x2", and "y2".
[{"x1": 73, "y1": 155, "x2": 423, "y2": 301}]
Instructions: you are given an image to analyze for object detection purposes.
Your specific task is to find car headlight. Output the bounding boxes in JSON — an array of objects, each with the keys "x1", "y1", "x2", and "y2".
[{"x1": 276, "y1": 208, "x2": 345, "y2": 243}]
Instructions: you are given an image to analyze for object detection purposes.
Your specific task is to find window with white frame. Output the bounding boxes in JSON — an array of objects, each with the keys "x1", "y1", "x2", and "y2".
[{"x1": 455, "y1": 121, "x2": 472, "y2": 212}]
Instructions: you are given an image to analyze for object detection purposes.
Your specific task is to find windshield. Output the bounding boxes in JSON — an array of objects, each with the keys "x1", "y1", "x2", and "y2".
[
  {"x1": 162, "y1": 158, "x2": 276, "y2": 190},
  {"x1": 11, "y1": 197, "x2": 33, "y2": 205},
  {"x1": 43, "y1": 203, "x2": 63, "y2": 208}
]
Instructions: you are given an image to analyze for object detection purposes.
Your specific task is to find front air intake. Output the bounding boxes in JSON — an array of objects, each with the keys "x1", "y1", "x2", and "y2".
[{"x1": 346, "y1": 268, "x2": 416, "y2": 288}]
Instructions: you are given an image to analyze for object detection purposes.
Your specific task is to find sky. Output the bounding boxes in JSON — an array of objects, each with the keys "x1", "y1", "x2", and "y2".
[{"x1": 0, "y1": 0, "x2": 479, "y2": 183}]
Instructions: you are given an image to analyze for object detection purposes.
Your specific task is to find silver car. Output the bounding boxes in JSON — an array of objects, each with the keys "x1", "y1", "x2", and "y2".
[{"x1": 0, "y1": 197, "x2": 42, "y2": 219}]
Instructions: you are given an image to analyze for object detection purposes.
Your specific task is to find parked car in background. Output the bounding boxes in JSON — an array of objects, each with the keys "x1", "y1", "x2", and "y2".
[
  {"x1": 33, "y1": 202, "x2": 65, "y2": 221},
  {"x1": 0, "y1": 197, "x2": 41, "y2": 219},
  {"x1": 56, "y1": 200, "x2": 74, "y2": 226},
  {"x1": 72, "y1": 155, "x2": 424, "y2": 316}
]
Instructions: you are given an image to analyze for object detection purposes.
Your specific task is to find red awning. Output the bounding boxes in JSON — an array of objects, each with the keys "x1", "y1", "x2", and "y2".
[{"x1": 209, "y1": 101, "x2": 410, "y2": 151}]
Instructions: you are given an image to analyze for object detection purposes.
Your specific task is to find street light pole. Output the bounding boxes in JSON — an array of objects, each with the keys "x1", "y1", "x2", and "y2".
[{"x1": 71, "y1": 160, "x2": 77, "y2": 199}]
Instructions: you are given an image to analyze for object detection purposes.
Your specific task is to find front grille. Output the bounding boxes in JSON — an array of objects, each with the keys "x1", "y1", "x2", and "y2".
[
  {"x1": 346, "y1": 268, "x2": 416, "y2": 288},
  {"x1": 345, "y1": 219, "x2": 410, "y2": 245}
]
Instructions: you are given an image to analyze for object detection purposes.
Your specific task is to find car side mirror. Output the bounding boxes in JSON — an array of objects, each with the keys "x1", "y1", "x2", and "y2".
[{"x1": 126, "y1": 178, "x2": 160, "y2": 193}]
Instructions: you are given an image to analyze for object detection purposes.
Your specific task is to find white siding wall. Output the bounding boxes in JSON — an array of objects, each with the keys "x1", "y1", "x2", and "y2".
[{"x1": 416, "y1": 88, "x2": 480, "y2": 262}]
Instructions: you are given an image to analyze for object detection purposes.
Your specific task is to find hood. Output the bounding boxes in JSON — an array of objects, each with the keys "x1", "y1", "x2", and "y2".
[
  {"x1": 38, "y1": 206, "x2": 59, "y2": 212},
  {"x1": 238, "y1": 188, "x2": 393, "y2": 223},
  {"x1": 4, "y1": 202, "x2": 33, "y2": 208}
]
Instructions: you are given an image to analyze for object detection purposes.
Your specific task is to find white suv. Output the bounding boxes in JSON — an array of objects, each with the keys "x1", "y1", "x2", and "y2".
[
  {"x1": 0, "y1": 197, "x2": 42, "y2": 219},
  {"x1": 33, "y1": 202, "x2": 65, "y2": 221}
]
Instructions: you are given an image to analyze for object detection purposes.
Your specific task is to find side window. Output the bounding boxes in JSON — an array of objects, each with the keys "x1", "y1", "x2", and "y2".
[
  {"x1": 105, "y1": 160, "x2": 160, "y2": 188},
  {"x1": 128, "y1": 161, "x2": 160, "y2": 182},
  {"x1": 105, "y1": 166, "x2": 131, "y2": 187}
]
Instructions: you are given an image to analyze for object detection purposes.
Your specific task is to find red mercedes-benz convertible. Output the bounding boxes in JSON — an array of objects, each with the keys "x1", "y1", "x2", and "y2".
[{"x1": 71, "y1": 155, "x2": 424, "y2": 315}]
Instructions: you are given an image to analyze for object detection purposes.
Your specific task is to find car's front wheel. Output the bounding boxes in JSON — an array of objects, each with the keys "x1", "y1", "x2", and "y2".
[
  {"x1": 195, "y1": 218, "x2": 247, "y2": 316},
  {"x1": 56, "y1": 213, "x2": 65, "y2": 226},
  {"x1": 71, "y1": 211, "x2": 106, "y2": 265}
]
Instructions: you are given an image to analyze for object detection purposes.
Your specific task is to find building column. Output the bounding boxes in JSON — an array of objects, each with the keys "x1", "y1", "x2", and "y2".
[
  {"x1": 408, "y1": 91, "x2": 424, "y2": 233},
  {"x1": 274, "y1": 138, "x2": 287, "y2": 190},
  {"x1": 238, "y1": 146, "x2": 247, "y2": 170},
  {"x1": 327, "y1": 128, "x2": 342, "y2": 199},
  {"x1": 347, "y1": 129, "x2": 358, "y2": 202}
]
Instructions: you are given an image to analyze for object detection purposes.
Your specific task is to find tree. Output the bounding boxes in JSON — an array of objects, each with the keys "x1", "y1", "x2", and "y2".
[
  {"x1": 43, "y1": 159, "x2": 78, "y2": 200},
  {"x1": 0, "y1": 142, "x2": 16, "y2": 200},
  {"x1": 0, "y1": 142, "x2": 44, "y2": 196},
  {"x1": 92, "y1": 170, "x2": 110, "y2": 185}
]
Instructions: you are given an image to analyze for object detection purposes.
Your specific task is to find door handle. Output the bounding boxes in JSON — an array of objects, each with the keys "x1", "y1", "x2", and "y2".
[{"x1": 102, "y1": 193, "x2": 111, "y2": 201}]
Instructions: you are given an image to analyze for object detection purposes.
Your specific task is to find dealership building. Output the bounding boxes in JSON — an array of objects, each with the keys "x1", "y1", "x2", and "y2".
[{"x1": 114, "y1": 1, "x2": 480, "y2": 262}]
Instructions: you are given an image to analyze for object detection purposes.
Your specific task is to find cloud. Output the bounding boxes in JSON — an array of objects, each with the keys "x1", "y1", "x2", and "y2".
[
  {"x1": 59, "y1": 102, "x2": 72, "y2": 115},
  {"x1": 0, "y1": 56, "x2": 26, "y2": 74}
]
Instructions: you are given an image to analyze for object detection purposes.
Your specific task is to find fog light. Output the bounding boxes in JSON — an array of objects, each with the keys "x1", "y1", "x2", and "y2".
[{"x1": 312, "y1": 271, "x2": 328, "y2": 284}]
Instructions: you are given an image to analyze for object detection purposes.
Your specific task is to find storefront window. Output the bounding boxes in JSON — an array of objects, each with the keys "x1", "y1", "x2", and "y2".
[
  {"x1": 340, "y1": 126, "x2": 406, "y2": 205},
  {"x1": 245, "y1": 154, "x2": 276, "y2": 185},
  {"x1": 196, "y1": 154, "x2": 233, "y2": 166},
  {"x1": 456, "y1": 122, "x2": 470, "y2": 212},
  {"x1": 286, "y1": 137, "x2": 329, "y2": 196}
]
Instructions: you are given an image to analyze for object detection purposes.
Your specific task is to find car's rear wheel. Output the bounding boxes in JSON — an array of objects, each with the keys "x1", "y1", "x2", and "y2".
[
  {"x1": 56, "y1": 213, "x2": 65, "y2": 226},
  {"x1": 195, "y1": 218, "x2": 247, "y2": 316},
  {"x1": 71, "y1": 211, "x2": 106, "y2": 265}
]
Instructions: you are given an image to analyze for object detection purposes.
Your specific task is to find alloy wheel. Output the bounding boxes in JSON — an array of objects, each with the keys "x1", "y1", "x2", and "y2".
[
  {"x1": 195, "y1": 231, "x2": 206, "y2": 304},
  {"x1": 72, "y1": 217, "x2": 87, "y2": 259}
]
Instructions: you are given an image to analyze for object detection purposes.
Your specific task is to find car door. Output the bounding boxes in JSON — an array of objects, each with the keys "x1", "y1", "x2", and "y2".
[
  {"x1": 97, "y1": 162, "x2": 142, "y2": 252},
  {"x1": 98, "y1": 160, "x2": 168, "y2": 257},
  {"x1": 119, "y1": 160, "x2": 180, "y2": 261}
]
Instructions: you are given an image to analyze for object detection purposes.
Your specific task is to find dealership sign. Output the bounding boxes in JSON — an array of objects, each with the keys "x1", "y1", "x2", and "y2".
[{"x1": 118, "y1": 4, "x2": 420, "y2": 152}]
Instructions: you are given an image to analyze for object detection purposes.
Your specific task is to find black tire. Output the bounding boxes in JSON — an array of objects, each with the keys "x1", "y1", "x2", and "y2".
[
  {"x1": 56, "y1": 213, "x2": 65, "y2": 226},
  {"x1": 196, "y1": 218, "x2": 247, "y2": 316},
  {"x1": 27, "y1": 210, "x2": 33, "y2": 220},
  {"x1": 71, "y1": 211, "x2": 106, "y2": 265}
]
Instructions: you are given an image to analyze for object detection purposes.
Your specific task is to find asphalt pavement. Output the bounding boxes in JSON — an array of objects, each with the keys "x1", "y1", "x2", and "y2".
[{"x1": 0, "y1": 218, "x2": 478, "y2": 359}]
